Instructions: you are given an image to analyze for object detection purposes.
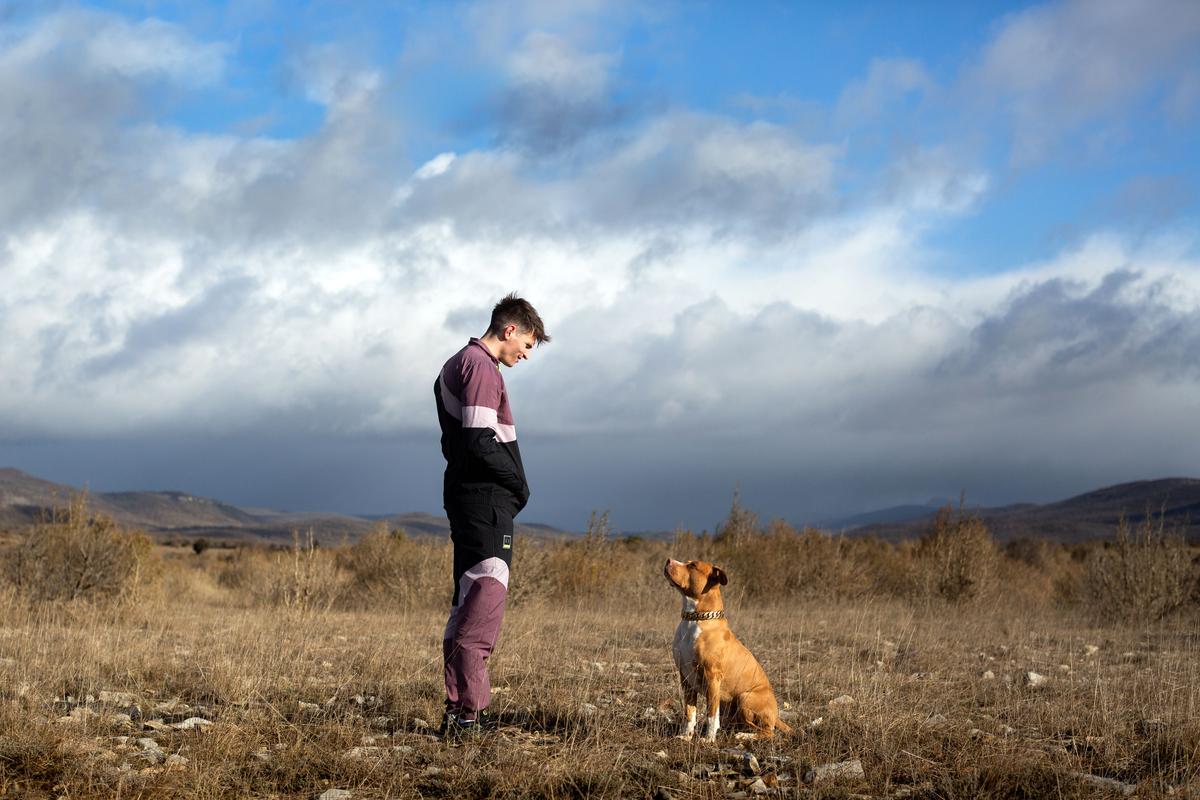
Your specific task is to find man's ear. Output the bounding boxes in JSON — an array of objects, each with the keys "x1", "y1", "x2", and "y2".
[{"x1": 706, "y1": 566, "x2": 728, "y2": 590}]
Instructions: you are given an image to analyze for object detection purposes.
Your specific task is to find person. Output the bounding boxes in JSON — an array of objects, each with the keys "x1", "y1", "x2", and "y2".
[{"x1": 433, "y1": 292, "x2": 550, "y2": 738}]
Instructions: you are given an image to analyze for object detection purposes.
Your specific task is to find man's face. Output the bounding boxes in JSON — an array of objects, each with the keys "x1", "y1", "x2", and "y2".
[{"x1": 498, "y1": 325, "x2": 537, "y2": 367}]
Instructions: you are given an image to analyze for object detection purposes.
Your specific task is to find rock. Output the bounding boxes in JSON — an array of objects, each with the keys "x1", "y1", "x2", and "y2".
[
  {"x1": 172, "y1": 717, "x2": 212, "y2": 731},
  {"x1": 318, "y1": 791, "x2": 353, "y2": 800},
  {"x1": 1000, "y1": 725, "x2": 1016, "y2": 737},
  {"x1": 580, "y1": 703, "x2": 599, "y2": 716},
  {"x1": 142, "y1": 719, "x2": 170, "y2": 732},
  {"x1": 98, "y1": 691, "x2": 136, "y2": 706},
  {"x1": 392, "y1": 745, "x2": 414, "y2": 754},
  {"x1": 136, "y1": 748, "x2": 166, "y2": 765},
  {"x1": 298, "y1": 701, "x2": 321, "y2": 713},
  {"x1": 421, "y1": 766, "x2": 442, "y2": 776},
  {"x1": 410, "y1": 717, "x2": 431, "y2": 730},
  {"x1": 968, "y1": 728, "x2": 987, "y2": 739},
  {"x1": 805, "y1": 759, "x2": 865, "y2": 784},
  {"x1": 1074, "y1": 773, "x2": 1135, "y2": 796},
  {"x1": 342, "y1": 746, "x2": 385, "y2": 759},
  {"x1": 368, "y1": 715, "x2": 394, "y2": 730},
  {"x1": 136, "y1": 737, "x2": 162, "y2": 751},
  {"x1": 723, "y1": 750, "x2": 760, "y2": 775},
  {"x1": 828, "y1": 695, "x2": 855, "y2": 708},
  {"x1": 1058, "y1": 664, "x2": 1071, "y2": 673},
  {"x1": 808, "y1": 716, "x2": 825, "y2": 729},
  {"x1": 925, "y1": 713, "x2": 948, "y2": 727},
  {"x1": 1083, "y1": 644, "x2": 1099, "y2": 657},
  {"x1": 981, "y1": 670, "x2": 995, "y2": 680},
  {"x1": 253, "y1": 749, "x2": 272, "y2": 762},
  {"x1": 165, "y1": 754, "x2": 189, "y2": 769},
  {"x1": 1024, "y1": 671, "x2": 1048, "y2": 688},
  {"x1": 654, "y1": 750, "x2": 668, "y2": 759},
  {"x1": 748, "y1": 777, "x2": 772, "y2": 794}
]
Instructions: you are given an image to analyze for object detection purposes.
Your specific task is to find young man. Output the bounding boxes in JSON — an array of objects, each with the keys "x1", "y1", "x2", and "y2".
[{"x1": 433, "y1": 293, "x2": 550, "y2": 738}]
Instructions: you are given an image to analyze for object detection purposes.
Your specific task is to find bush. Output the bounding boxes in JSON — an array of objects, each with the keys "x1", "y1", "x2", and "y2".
[
  {"x1": 337, "y1": 524, "x2": 450, "y2": 610},
  {"x1": 911, "y1": 505, "x2": 999, "y2": 604},
  {"x1": 1081, "y1": 511, "x2": 1198, "y2": 623},
  {"x1": 3, "y1": 494, "x2": 156, "y2": 603}
]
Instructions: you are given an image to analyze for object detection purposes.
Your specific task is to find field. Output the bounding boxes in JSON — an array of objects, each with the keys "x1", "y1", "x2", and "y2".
[{"x1": 1, "y1": 503, "x2": 1198, "y2": 799}]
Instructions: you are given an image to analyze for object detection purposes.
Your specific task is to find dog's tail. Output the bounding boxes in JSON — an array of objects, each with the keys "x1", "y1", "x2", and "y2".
[{"x1": 775, "y1": 718, "x2": 793, "y2": 734}]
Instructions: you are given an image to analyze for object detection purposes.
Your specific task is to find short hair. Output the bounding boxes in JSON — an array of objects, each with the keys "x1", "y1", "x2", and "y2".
[{"x1": 487, "y1": 292, "x2": 551, "y2": 344}]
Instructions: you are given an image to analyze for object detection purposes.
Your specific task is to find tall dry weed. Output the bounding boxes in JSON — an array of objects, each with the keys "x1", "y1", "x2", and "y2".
[
  {"x1": 911, "y1": 505, "x2": 999, "y2": 604},
  {"x1": 2, "y1": 494, "x2": 156, "y2": 604},
  {"x1": 337, "y1": 523, "x2": 450, "y2": 610},
  {"x1": 1082, "y1": 511, "x2": 1198, "y2": 623}
]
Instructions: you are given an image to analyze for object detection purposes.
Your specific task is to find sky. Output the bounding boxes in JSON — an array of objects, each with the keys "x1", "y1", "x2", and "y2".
[{"x1": 1, "y1": 0, "x2": 1199, "y2": 533}]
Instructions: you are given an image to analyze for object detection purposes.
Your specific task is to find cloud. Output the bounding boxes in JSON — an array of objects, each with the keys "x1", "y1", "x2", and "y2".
[
  {"x1": 401, "y1": 111, "x2": 841, "y2": 239},
  {"x1": 494, "y1": 30, "x2": 627, "y2": 151},
  {"x1": 835, "y1": 57, "x2": 935, "y2": 128},
  {"x1": 966, "y1": 0, "x2": 1200, "y2": 163}
]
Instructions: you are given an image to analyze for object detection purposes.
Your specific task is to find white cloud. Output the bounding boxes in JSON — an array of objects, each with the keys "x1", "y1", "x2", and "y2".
[
  {"x1": 966, "y1": 0, "x2": 1200, "y2": 162},
  {"x1": 0, "y1": 8, "x2": 226, "y2": 85}
]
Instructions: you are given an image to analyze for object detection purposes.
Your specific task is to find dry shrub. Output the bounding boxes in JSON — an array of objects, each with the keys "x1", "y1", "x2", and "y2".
[
  {"x1": 714, "y1": 519, "x2": 880, "y2": 603},
  {"x1": 215, "y1": 532, "x2": 346, "y2": 611},
  {"x1": 911, "y1": 505, "x2": 999, "y2": 604},
  {"x1": 543, "y1": 511, "x2": 631, "y2": 601},
  {"x1": 1082, "y1": 512, "x2": 1198, "y2": 623},
  {"x1": 337, "y1": 523, "x2": 450, "y2": 610},
  {"x1": 267, "y1": 530, "x2": 345, "y2": 612},
  {"x1": 2, "y1": 494, "x2": 156, "y2": 604}
]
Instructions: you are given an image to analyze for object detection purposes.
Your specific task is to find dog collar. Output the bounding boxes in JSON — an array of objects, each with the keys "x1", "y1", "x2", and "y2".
[{"x1": 682, "y1": 610, "x2": 725, "y2": 621}]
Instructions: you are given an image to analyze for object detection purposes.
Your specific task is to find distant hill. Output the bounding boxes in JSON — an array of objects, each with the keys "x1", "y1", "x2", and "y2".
[
  {"x1": 0, "y1": 468, "x2": 564, "y2": 544},
  {"x1": 849, "y1": 478, "x2": 1200, "y2": 543},
  {"x1": 822, "y1": 503, "x2": 945, "y2": 530}
]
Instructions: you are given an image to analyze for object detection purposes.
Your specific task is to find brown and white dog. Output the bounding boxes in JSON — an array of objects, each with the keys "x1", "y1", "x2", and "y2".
[{"x1": 663, "y1": 558, "x2": 791, "y2": 742}]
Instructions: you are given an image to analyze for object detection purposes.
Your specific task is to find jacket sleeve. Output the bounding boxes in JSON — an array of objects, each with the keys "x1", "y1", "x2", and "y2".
[{"x1": 459, "y1": 360, "x2": 529, "y2": 503}]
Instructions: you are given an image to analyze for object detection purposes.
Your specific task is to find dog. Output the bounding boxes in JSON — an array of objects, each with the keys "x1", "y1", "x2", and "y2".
[{"x1": 663, "y1": 558, "x2": 791, "y2": 742}]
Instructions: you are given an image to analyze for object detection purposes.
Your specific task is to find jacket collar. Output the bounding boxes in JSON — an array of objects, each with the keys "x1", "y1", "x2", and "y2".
[{"x1": 469, "y1": 337, "x2": 499, "y2": 365}]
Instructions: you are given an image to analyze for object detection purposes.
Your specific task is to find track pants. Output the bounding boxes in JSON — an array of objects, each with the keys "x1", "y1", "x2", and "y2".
[{"x1": 442, "y1": 502, "x2": 514, "y2": 714}]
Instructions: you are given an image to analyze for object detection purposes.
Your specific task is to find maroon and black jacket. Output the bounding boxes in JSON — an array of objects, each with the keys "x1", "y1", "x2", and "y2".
[{"x1": 434, "y1": 338, "x2": 530, "y2": 517}]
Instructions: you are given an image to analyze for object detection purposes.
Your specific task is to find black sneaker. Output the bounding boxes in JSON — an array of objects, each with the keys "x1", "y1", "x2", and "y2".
[{"x1": 439, "y1": 709, "x2": 498, "y2": 741}]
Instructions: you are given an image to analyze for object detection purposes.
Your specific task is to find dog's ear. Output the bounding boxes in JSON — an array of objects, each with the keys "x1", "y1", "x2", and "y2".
[{"x1": 707, "y1": 566, "x2": 728, "y2": 588}]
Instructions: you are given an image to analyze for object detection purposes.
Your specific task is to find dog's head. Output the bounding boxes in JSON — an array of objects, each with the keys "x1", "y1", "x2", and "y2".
[{"x1": 663, "y1": 558, "x2": 727, "y2": 599}]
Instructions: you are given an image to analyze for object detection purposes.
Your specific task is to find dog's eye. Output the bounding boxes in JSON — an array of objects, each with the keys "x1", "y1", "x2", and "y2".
[{"x1": 686, "y1": 563, "x2": 695, "y2": 569}]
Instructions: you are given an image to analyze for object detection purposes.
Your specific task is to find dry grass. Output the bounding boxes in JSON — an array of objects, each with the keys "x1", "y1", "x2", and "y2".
[{"x1": 0, "y1": 499, "x2": 1198, "y2": 799}]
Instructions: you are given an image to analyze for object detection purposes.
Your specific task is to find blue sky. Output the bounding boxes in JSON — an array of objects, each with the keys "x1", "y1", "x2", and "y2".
[{"x1": 1, "y1": 1, "x2": 1198, "y2": 531}]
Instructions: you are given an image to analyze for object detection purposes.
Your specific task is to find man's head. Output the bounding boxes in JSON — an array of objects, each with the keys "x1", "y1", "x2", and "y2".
[{"x1": 483, "y1": 292, "x2": 551, "y2": 367}]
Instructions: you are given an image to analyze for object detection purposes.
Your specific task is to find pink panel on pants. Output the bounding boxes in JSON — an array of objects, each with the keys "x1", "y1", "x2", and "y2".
[{"x1": 443, "y1": 562, "x2": 508, "y2": 713}]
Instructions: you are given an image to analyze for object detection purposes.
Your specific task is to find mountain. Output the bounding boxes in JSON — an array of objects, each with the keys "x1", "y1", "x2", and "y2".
[
  {"x1": 849, "y1": 478, "x2": 1200, "y2": 543},
  {"x1": 821, "y1": 503, "x2": 945, "y2": 530},
  {"x1": 0, "y1": 468, "x2": 564, "y2": 544}
]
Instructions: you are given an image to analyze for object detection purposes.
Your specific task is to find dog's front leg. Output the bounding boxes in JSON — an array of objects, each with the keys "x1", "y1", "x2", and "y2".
[
  {"x1": 702, "y1": 668, "x2": 722, "y2": 742},
  {"x1": 677, "y1": 676, "x2": 699, "y2": 740}
]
